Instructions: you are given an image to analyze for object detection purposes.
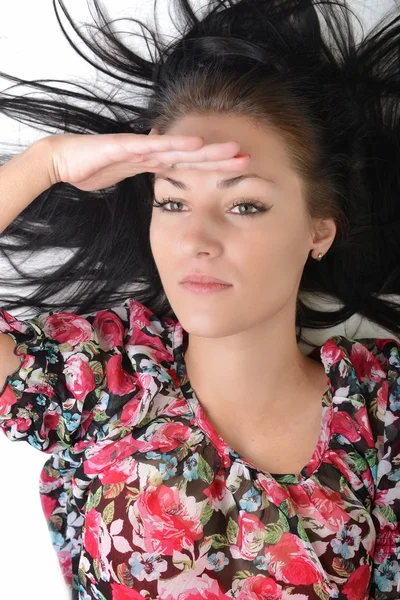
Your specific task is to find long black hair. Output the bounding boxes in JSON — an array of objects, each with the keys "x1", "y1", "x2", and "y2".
[{"x1": 1, "y1": 0, "x2": 400, "y2": 347}]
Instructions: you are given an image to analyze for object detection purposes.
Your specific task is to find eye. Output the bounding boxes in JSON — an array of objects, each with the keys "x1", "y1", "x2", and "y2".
[{"x1": 152, "y1": 197, "x2": 272, "y2": 217}]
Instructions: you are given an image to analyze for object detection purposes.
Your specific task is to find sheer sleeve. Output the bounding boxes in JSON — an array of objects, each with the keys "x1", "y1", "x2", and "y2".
[
  {"x1": 0, "y1": 304, "x2": 131, "y2": 453},
  {"x1": 369, "y1": 338, "x2": 400, "y2": 599}
]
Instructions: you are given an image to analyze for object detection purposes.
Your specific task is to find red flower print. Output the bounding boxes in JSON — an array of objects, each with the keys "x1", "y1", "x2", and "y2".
[
  {"x1": 342, "y1": 564, "x2": 371, "y2": 600},
  {"x1": 376, "y1": 379, "x2": 388, "y2": 415},
  {"x1": 84, "y1": 436, "x2": 138, "y2": 475},
  {"x1": 43, "y1": 312, "x2": 93, "y2": 345},
  {"x1": 130, "y1": 484, "x2": 203, "y2": 555},
  {"x1": 193, "y1": 404, "x2": 231, "y2": 467},
  {"x1": 161, "y1": 573, "x2": 230, "y2": 599},
  {"x1": 350, "y1": 343, "x2": 387, "y2": 384},
  {"x1": 57, "y1": 550, "x2": 72, "y2": 586},
  {"x1": 0, "y1": 385, "x2": 17, "y2": 415},
  {"x1": 354, "y1": 406, "x2": 375, "y2": 448},
  {"x1": 128, "y1": 421, "x2": 192, "y2": 453},
  {"x1": 257, "y1": 475, "x2": 290, "y2": 505},
  {"x1": 106, "y1": 354, "x2": 139, "y2": 395},
  {"x1": 266, "y1": 532, "x2": 323, "y2": 585},
  {"x1": 110, "y1": 583, "x2": 144, "y2": 600},
  {"x1": 64, "y1": 355, "x2": 96, "y2": 401},
  {"x1": 204, "y1": 473, "x2": 227, "y2": 507},
  {"x1": 93, "y1": 310, "x2": 126, "y2": 351},
  {"x1": 331, "y1": 411, "x2": 361, "y2": 443},
  {"x1": 321, "y1": 339, "x2": 346, "y2": 368},
  {"x1": 289, "y1": 483, "x2": 350, "y2": 532},
  {"x1": 84, "y1": 507, "x2": 102, "y2": 559},
  {"x1": 231, "y1": 512, "x2": 265, "y2": 560},
  {"x1": 147, "y1": 421, "x2": 191, "y2": 452},
  {"x1": 236, "y1": 575, "x2": 283, "y2": 600},
  {"x1": 40, "y1": 495, "x2": 58, "y2": 520}
]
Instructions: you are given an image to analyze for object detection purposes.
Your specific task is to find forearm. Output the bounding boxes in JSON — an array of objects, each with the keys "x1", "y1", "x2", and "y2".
[{"x1": 0, "y1": 138, "x2": 53, "y2": 235}]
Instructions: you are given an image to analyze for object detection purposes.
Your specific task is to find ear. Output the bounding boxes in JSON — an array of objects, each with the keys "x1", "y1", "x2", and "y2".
[{"x1": 149, "y1": 127, "x2": 160, "y2": 136}]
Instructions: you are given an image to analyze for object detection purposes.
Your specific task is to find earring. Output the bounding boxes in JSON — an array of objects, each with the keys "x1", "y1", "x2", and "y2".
[{"x1": 316, "y1": 252, "x2": 323, "y2": 261}]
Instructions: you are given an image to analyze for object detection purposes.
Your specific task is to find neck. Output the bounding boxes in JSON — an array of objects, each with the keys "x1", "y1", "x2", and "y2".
[{"x1": 182, "y1": 319, "x2": 323, "y2": 418}]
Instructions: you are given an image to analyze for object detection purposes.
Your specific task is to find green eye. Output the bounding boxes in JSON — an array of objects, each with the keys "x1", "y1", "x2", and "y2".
[{"x1": 152, "y1": 197, "x2": 271, "y2": 217}]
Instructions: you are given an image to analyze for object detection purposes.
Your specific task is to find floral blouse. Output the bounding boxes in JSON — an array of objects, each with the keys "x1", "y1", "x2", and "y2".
[{"x1": 0, "y1": 298, "x2": 399, "y2": 600}]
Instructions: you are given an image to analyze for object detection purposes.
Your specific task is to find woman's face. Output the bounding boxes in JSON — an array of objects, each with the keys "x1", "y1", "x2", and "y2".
[{"x1": 150, "y1": 114, "x2": 334, "y2": 337}]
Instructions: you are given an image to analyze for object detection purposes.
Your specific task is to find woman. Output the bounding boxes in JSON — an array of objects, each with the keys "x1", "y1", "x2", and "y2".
[{"x1": 0, "y1": 0, "x2": 399, "y2": 598}]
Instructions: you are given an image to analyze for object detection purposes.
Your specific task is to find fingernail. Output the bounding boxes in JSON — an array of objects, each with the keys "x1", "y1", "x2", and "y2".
[{"x1": 234, "y1": 153, "x2": 251, "y2": 158}]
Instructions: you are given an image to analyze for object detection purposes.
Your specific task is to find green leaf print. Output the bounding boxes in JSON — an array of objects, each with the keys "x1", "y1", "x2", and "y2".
[
  {"x1": 117, "y1": 563, "x2": 135, "y2": 587},
  {"x1": 263, "y1": 511, "x2": 289, "y2": 545},
  {"x1": 197, "y1": 455, "x2": 214, "y2": 484},
  {"x1": 88, "y1": 485, "x2": 103, "y2": 511},
  {"x1": 347, "y1": 452, "x2": 368, "y2": 473},
  {"x1": 313, "y1": 582, "x2": 331, "y2": 600},
  {"x1": 226, "y1": 517, "x2": 239, "y2": 544},
  {"x1": 264, "y1": 522, "x2": 284, "y2": 545},
  {"x1": 235, "y1": 570, "x2": 254, "y2": 580},
  {"x1": 56, "y1": 416, "x2": 66, "y2": 441},
  {"x1": 379, "y1": 504, "x2": 397, "y2": 523},
  {"x1": 103, "y1": 482, "x2": 125, "y2": 499},
  {"x1": 332, "y1": 556, "x2": 355, "y2": 577},
  {"x1": 82, "y1": 340, "x2": 103, "y2": 359},
  {"x1": 49, "y1": 515, "x2": 63, "y2": 532},
  {"x1": 210, "y1": 534, "x2": 229, "y2": 549},
  {"x1": 102, "y1": 501, "x2": 115, "y2": 525},
  {"x1": 77, "y1": 569, "x2": 87, "y2": 590},
  {"x1": 93, "y1": 557, "x2": 101, "y2": 580},
  {"x1": 88, "y1": 360, "x2": 104, "y2": 385},
  {"x1": 364, "y1": 447, "x2": 378, "y2": 468},
  {"x1": 93, "y1": 410, "x2": 109, "y2": 422},
  {"x1": 297, "y1": 520, "x2": 310, "y2": 543},
  {"x1": 200, "y1": 502, "x2": 214, "y2": 527}
]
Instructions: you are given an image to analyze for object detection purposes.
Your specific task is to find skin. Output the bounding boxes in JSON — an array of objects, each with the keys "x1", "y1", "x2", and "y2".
[{"x1": 150, "y1": 114, "x2": 337, "y2": 472}]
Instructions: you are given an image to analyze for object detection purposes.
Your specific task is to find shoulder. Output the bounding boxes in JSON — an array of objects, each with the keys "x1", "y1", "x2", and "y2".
[{"x1": 320, "y1": 335, "x2": 400, "y2": 381}]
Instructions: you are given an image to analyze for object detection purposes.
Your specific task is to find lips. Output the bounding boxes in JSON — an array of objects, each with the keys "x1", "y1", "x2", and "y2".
[{"x1": 180, "y1": 274, "x2": 231, "y2": 285}]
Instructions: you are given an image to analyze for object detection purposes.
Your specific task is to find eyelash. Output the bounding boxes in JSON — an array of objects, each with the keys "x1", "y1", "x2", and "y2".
[{"x1": 152, "y1": 197, "x2": 271, "y2": 217}]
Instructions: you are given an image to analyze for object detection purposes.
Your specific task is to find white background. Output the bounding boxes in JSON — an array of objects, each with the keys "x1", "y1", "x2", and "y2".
[{"x1": 0, "y1": 1, "x2": 396, "y2": 599}]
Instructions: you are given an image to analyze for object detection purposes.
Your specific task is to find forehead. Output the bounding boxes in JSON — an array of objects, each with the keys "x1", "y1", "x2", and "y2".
[
  {"x1": 154, "y1": 114, "x2": 294, "y2": 184},
  {"x1": 153, "y1": 173, "x2": 277, "y2": 190}
]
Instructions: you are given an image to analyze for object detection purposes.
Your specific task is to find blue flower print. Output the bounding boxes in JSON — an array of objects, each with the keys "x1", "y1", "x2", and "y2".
[
  {"x1": 64, "y1": 412, "x2": 81, "y2": 432},
  {"x1": 330, "y1": 524, "x2": 362, "y2": 559},
  {"x1": 253, "y1": 555, "x2": 270, "y2": 570},
  {"x1": 9, "y1": 378, "x2": 24, "y2": 392},
  {"x1": 50, "y1": 530, "x2": 66, "y2": 552},
  {"x1": 389, "y1": 390, "x2": 400, "y2": 412},
  {"x1": 140, "y1": 358, "x2": 171, "y2": 384},
  {"x1": 159, "y1": 453, "x2": 178, "y2": 480},
  {"x1": 239, "y1": 486, "x2": 262, "y2": 511},
  {"x1": 129, "y1": 551, "x2": 168, "y2": 581},
  {"x1": 389, "y1": 469, "x2": 400, "y2": 482},
  {"x1": 43, "y1": 341, "x2": 61, "y2": 364},
  {"x1": 78, "y1": 583, "x2": 91, "y2": 600},
  {"x1": 183, "y1": 454, "x2": 199, "y2": 481},
  {"x1": 146, "y1": 450, "x2": 161, "y2": 460},
  {"x1": 36, "y1": 394, "x2": 47, "y2": 406},
  {"x1": 28, "y1": 434, "x2": 44, "y2": 450},
  {"x1": 374, "y1": 557, "x2": 400, "y2": 592},
  {"x1": 207, "y1": 552, "x2": 229, "y2": 572}
]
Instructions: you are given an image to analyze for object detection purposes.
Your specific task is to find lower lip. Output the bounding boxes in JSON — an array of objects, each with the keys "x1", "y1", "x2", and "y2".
[{"x1": 181, "y1": 282, "x2": 232, "y2": 293}]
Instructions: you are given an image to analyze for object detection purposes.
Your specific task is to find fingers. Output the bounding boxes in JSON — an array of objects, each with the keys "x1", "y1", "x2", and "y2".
[
  {"x1": 164, "y1": 154, "x2": 251, "y2": 171},
  {"x1": 124, "y1": 132, "x2": 206, "y2": 151},
  {"x1": 145, "y1": 140, "x2": 241, "y2": 165}
]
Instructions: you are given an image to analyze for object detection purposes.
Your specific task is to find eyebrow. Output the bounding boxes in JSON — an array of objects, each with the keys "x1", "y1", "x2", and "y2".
[{"x1": 153, "y1": 173, "x2": 275, "y2": 190}]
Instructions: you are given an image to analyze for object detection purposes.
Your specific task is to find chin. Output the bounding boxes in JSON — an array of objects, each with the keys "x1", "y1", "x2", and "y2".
[{"x1": 175, "y1": 313, "x2": 241, "y2": 339}]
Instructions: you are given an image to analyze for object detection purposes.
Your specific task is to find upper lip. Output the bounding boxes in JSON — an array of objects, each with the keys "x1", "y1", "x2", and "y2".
[{"x1": 180, "y1": 273, "x2": 231, "y2": 285}]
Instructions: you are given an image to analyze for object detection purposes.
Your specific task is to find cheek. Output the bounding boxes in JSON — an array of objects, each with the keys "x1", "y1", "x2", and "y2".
[{"x1": 149, "y1": 219, "x2": 174, "y2": 274}]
